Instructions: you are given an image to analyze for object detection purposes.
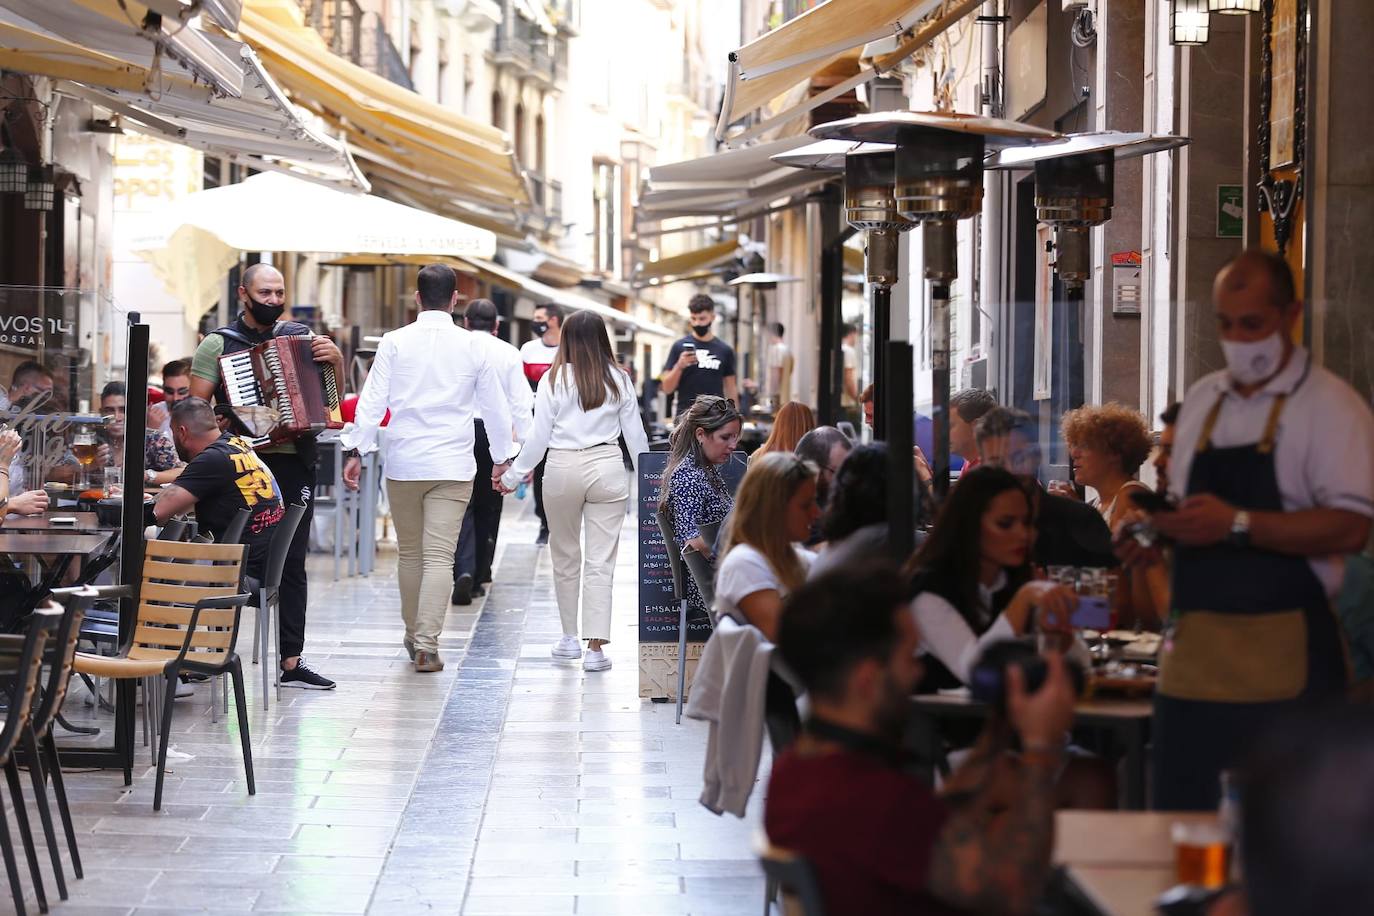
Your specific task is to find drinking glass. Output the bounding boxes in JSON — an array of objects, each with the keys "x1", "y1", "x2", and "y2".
[
  {"x1": 1172, "y1": 821, "x2": 1231, "y2": 888},
  {"x1": 104, "y1": 465, "x2": 123, "y2": 498},
  {"x1": 71, "y1": 429, "x2": 98, "y2": 491}
]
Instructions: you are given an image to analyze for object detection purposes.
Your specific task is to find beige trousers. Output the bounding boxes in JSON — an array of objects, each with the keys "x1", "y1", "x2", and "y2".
[
  {"x1": 387, "y1": 478, "x2": 473, "y2": 653},
  {"x1": 542, "y1": 444, "x2": 629, "y2": 642}
]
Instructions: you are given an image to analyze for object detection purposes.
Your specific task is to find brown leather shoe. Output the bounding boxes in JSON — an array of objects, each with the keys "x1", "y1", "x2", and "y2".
[{"x1": 414, "y1": 650, "x2": 444, "y2": 673}]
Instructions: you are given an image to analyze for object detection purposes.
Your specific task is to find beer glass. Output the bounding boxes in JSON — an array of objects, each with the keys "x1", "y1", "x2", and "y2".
[
  {"x1": 71, "y1": 429, "x2": 98, "y2": 491},
  {"x1": 1172, "y1": 821, "x2": 1230, "y2": 888}
]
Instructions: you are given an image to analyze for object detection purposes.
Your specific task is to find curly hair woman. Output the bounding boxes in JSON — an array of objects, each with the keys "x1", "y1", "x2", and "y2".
[{"x1": 1058, "y1": 402, "x2": 1153, "y2": 532}]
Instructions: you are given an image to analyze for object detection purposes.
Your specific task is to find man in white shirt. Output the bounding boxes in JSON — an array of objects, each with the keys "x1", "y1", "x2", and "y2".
[
  {"x1": 452, "y1": 299, "x2": 534, "y2": 604},
  {"x1": 1132, "y1": 249, "x2": 1374, "y2": 810},
  {"x1": 342, "y1": 265, "x2": 515, "y2": 673},
  {"x1": 840, "y1": 323, "x2": 861, "y2": 431},
  {"x1": 766, "y1": 322, "x2": 793, "y2": 407},
  {"x1": 520, "y1": 303, "x2": 562, "y2": 546}
]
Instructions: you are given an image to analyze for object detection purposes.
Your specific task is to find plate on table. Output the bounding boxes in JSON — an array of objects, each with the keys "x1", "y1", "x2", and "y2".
[{"x1": 1090, "y1": 661, "x2": 1159, "y2": 697}]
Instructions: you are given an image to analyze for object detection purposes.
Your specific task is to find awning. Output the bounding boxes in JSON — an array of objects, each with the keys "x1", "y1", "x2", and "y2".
[
  {"x1": 128, "y1": 171, "x2": 498, "y2": 328},
  {"x1": 237, "y1": 0, "x2": 529, "y2": 225},
  {"x1": 0, "y1": 0, "x2": 246, "y2": 98},
  {"x1": 452, "y1": 257, "x2": 676, "y2": 339},
  {"x1": 636, "y1": 238, "x2": 740, "y2": 287},
  {"x1": 637, "y1": 136, "x2": 835, "y2": 226},
  {"x1": 717, "y1": 0, "x2": 983, "y2": 144}
]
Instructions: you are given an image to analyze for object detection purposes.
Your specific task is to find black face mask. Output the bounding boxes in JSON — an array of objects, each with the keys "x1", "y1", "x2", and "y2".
[
  {"x1": 531, "y1": 320, "x2": 549, "y2": 337},
  {"x1": 690, "y1": 322, "x2": 712, "y2": 338},
  {"x1": 245, "y1": 295, "x2": 285, "y2": 326}
]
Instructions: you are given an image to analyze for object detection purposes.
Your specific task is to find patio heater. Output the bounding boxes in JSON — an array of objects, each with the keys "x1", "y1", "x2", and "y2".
[{"x1": 807, "y1": 113, "x2": 1060, "y2": 499}]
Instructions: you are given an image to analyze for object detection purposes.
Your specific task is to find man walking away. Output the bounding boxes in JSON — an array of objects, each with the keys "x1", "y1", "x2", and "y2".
[
  {"x1": 452, "y1": 298, "x2": 533, "y2": 604},
  {"x1": 190, "y1": 263, "x2": 341, "y2": 690},
  {"x1": 660, "y1": 294, "x2": 738, "y2": 418},
  {"x1": 343, "y1": 265, "x2": 515, "y2": 673},
  {"x1": 520, "y1": 303, "x2": 562, "y2": 546}
]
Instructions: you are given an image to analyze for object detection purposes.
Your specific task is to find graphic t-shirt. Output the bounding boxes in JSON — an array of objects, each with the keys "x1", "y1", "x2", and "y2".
[
  {"x1": 662, "y1": 336, "x2": 737, "y2": 415},
  {"x1": 520, "y1": 338, "x2": 559, "y2": 388},
  {"x1": 175, "y1": 434, "x2": 283, "y2": 571}
]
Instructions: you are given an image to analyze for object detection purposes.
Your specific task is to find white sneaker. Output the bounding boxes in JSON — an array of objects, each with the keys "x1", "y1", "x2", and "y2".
[
  {"x1": 551, "y1": 635, "x2": 583, "y2": 659},
  {"x1": 583, "y1": 648, "x2": 612, "y2": 672}
]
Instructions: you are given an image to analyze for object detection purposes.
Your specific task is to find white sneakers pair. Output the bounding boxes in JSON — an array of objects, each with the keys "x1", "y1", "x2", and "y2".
[{"x1": 551, "y1": 635, "x2": 612, "y2": 671}]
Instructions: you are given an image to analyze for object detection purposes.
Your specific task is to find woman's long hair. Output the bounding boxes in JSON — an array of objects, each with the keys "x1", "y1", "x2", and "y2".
[
  {"x1": 659, "y1": 395, "x2": 743, "y2": 510},
  {"x1": 754, "y1": 401, "x2": 815, "y2": 458},
  {"x1": 820, "y1": 443, "x2": 888, "y2": 541},
  {"x1": 901, "y1": 466, "x2": 1032, "y2": 633},
  {"x1": 720, "y1": 452, "x2": 818, "y2": 595},
  {"x1": 547, "y1": 310, "x2": 623, "y2": 412}
]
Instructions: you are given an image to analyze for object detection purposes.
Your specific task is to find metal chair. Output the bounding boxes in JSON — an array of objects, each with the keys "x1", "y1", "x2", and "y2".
[
  {"x1": 655, "y1": 507, "x2": 691, "y2": 725},
  {"x1": 220, "y1": 507, "x2": 251, "y2": 547},
  {"x1": 757, "y1": 839, "x2": 827, "y2": 916},
  {"x1": 0, "y1": 608, "x2": 61, "y2": 915},
  {"x1": 683, "y1": 520, "x2": 720, "y2": 625},
  {"x1": 72, "y1": 540, "x2": 252, "y2": 810},
  {"x1": 251, "y1": 504, "x2": 308, "y2": 709}
]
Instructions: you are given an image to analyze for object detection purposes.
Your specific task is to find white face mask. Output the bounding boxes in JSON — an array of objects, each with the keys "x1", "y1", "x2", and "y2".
[{"x1": 1221, "y1": 332, "x2": 1285, "y2": 386}]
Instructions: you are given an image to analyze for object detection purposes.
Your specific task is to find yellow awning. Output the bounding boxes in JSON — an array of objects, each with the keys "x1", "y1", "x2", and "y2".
[
  {"x1": 717, "y1": 0, "x2": 983, "y2": 144},
  {"x1": 637, "y1": 238, "x2": 740, "y2": 284},
  {"x1": 236, "y1": 0, "x2": 528, "y2": 216}
]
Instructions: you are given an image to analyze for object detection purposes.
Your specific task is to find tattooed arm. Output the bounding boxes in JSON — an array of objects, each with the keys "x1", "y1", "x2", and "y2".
[{"x1": 927, "y1": 655, "x2": 1076, "y2": 915}]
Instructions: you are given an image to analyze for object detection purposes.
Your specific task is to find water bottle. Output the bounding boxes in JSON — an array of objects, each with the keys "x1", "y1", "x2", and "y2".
[{"x1": 514, "y1": 480, "x2": 527, "y2": 500}]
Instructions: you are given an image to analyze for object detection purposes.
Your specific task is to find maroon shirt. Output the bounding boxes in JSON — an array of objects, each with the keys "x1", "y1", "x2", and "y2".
[{"x1": 765, "y1": 747, "x2": 963, "y2": 916}]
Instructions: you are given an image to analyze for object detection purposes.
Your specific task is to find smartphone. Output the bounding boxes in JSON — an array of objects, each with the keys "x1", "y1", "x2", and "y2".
[
  {"x1": 1070, "y1": 596, "x2": 1112, "y2": 631},
  {"x1": 50, "y1": 517, "x2": 77, "y2": 526},
  {"x1": 1128, "y1": 489, "x2": 1177, "y2": 513}
]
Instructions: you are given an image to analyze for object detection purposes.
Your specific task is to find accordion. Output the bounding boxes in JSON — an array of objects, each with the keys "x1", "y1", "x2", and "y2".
[{"x1": 219, "y1": 336, "x2": 343, "y2": 446}]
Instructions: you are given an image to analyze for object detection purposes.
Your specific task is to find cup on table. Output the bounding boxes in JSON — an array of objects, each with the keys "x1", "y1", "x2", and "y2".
[
  {"x1": 104, "y1": 466, "x2": 123, "y2": 497},
  {"x1": 1172, "y1": 821, "x2": 1231, "y2": 888}
]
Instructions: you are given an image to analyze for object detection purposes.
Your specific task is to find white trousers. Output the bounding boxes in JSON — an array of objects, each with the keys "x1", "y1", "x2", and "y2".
[{"x1": 541, "y1": 443, "x2": 629, "y2": 642}]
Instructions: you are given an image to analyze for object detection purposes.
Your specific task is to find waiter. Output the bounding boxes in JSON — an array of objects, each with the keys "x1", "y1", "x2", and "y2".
[
  {"x1": 1130, "y1": 250, "x2": 1374, "y2": 810},
  {"x1": 190, "y1": 262, "x2": 342, "y2": 691}
]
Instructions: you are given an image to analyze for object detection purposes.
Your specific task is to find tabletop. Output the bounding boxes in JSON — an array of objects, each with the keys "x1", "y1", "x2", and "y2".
[
  {"x1": 1055, "y1": 811, "x2": 1220, "y2": 916},
  {"x1": 1, "y1": 512, "x2": 105, "y2": 533},
  {"x1": 914, "y1": 691, "x2": 1154, "y2": 721},
  {"x1": 1068, "y1": 865, "x2": 1176, "y2": 916},
  {"x1": 0, "y1": 533, "x2": 110, "y2": 555}
]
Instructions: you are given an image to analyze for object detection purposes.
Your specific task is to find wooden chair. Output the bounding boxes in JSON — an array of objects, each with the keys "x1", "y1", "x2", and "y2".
[
  {"x1": 757, "y1": 838, "x2": 827, "y2": 916},
  {"x1": 72, "y1": 540, "x2": 252, "y2": 810}
]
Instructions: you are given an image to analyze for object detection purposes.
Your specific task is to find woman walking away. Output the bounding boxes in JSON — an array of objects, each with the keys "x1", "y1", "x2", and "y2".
[
  {"x1": 715, "y1": 452, "x2": 821, "y2": 640},
  {"x1": 498, "y1": 311, "x2": 648, "y2": 671},
  {"x1": 661, "y1": 395, "x2": 744, "y2": 620}
]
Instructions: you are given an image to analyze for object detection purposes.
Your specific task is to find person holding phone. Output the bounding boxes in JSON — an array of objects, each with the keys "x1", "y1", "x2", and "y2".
[
  {"x1": 660, "y1": 295, "x2": 737, "y2": 419},
  {"x1": 1124, "y1": 251, "x2": 1374, "y2": 811}
]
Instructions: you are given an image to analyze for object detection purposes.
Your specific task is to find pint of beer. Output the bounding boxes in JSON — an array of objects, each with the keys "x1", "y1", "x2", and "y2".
[{"x1": 1172, "y1": 821, "x2": 1230, "y2": 888}]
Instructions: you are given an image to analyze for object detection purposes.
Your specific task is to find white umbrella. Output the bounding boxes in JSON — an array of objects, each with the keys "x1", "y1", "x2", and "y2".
[{"x1": 129, "y1": 171, "x2": 498, "y2": 324}]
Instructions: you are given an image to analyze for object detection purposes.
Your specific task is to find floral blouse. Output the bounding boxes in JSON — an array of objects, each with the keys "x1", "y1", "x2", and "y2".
[
  {"x1": 144, "y1": 429, "x2": 180, "y2": 472},
  {"x1": 667, "y1": 459, "x2": 733, "y2": 616}
]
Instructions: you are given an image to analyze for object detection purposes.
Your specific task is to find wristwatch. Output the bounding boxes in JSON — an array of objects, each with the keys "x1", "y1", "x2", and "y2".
[
  {"x1": 145, "y1": 469, "x2": 158, "y2": 486},
  {"x1": 1227, "y1": 509, "x2": 1252, "y2": 548},
  {"x1": 343, "y1": 448, "x2": 360, "y2": 459}
]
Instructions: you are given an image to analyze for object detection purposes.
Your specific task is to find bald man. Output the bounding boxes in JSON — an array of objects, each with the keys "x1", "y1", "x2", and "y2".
[
  {"x1": 189, "y1": 262, "x2": 343, "y2": 690},
  {"x1": 1126, "y1": 249, "x2": 1374, "y2": 810}
]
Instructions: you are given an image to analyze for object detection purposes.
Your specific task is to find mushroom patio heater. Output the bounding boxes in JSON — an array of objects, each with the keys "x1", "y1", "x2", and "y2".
[{"x1": 807, "y1": 112, "x2": 1060, "y2": 499}]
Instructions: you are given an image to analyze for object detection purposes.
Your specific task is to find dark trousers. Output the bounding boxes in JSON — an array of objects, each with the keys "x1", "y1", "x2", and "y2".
[
  {"x1": 261, "y1": 450, "x2": 313, "y2": 661},
  {"x1": 532, "y1": 455, "x2": 548, "y2": 532},
  {"x1": 454, "y1": 421, "x2": 504, "y2": 584}
]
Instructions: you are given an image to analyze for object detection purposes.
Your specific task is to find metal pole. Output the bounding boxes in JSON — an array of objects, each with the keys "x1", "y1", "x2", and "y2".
[
  {"x1": 885, "y1": 340, "x2": 915, "y2": 559},
  {"x1": 817, "y1": 189, "x2": 844, "y2": 425},
  {"x1": 871, "y1": 285, "x2": 891, "y2": 440}
]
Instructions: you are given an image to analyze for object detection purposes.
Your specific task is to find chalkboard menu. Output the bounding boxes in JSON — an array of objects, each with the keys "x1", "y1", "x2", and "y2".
[{"x1": 637, "y1": 451, "x2": 748, "y2": 645}]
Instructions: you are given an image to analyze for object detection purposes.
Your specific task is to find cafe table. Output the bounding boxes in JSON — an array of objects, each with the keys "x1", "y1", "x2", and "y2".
[
  {"x1": 1055, "y1": 811, "x2": 1219, "y2": 916},
  {"x1": 912, "y1": 691, "x2": 1155, "y2": 808},
  {"x1": 1, "y1": 511, "x2": 105, "y2": 533}
]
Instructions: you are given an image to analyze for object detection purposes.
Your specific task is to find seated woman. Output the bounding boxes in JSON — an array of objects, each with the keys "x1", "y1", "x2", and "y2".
[
  {"x1": 1058, "y1": 402, "x2": 1167, "y2": 628},
  {"x1": 809, "y1": 443, "x2": 891, "y2": 579},
  {"x1": 751, "y1": 400, "x2": 815, "y2": 460},
  {"x1": 663, "y1": 396, "x2": 743, "y2": 619},
  {"x1": 715, "y1": 452, "x2": 821, "y2": 640},
  {"x1": 98, "y1": 381, "x2": 183, "y2": 486},
  {"x1": 905, "y1": 466, "x2": 1085, "y2": 691}
]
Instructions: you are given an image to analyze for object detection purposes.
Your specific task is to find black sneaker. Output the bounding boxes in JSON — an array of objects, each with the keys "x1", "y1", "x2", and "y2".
[
  {"x1": 535, "y1": 528, "x2": 550, "y2": 546},
  {"x1": 452, "y1": 573, "x2": 474, "y2": 606},
  {"x1": 280, "y1": 660, "x2": 336, "y2": 690},
  {"x1": 473, "y1": 583, "x2": 486, "y2": 598}
]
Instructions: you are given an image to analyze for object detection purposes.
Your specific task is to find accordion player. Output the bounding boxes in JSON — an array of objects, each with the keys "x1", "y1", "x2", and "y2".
[{"x1": 218, "y1": 336, "x2": 344, "y2": 446}]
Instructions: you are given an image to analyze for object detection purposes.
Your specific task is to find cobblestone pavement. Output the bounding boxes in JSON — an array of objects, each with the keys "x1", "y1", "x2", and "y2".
[{"x1": 10, "y1": 497, "x2": 765, "y2": 914}]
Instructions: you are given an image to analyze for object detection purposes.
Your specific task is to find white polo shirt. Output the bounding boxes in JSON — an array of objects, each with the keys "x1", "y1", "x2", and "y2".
[{"x1": 1168, "y1": 346, "x2": 1374, "y2": 595}]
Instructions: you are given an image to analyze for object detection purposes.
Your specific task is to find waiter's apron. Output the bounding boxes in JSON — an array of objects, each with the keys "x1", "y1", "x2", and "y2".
[{"x1": 1152, "y1": 392, "x2": 1347, "y2": 810}]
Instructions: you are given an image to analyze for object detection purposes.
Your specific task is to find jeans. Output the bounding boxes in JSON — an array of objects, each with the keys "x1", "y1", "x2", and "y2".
[{"x1": 387, "y1": 478, "x2": 473, "y2": 654}]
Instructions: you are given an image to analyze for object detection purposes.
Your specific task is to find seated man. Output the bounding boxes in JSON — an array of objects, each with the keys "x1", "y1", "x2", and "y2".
[
  {"x1": 153, "y1": 398, "x2": 283, "y2": 577},
  {"x1": 976, "y1": 406, "x2": 1116, "y2": 568},
  {"x1": 766, "y1": 566, "x2": 1075, "y2": 916}
]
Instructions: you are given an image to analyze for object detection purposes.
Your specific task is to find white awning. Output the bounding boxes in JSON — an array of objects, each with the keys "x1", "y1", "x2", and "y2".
[
  {"x1": 128, "y1": 172, "x2": 498, "y2": 325},
  {"x1": 717, "y1": 0, "x2": 984, "y2": 145},
  {"x1": 453, "y1": 257, "x2": 676, "y2": 338},
  {"x1": 637, "y1": 136, "x2": 835, "y2": 225}
]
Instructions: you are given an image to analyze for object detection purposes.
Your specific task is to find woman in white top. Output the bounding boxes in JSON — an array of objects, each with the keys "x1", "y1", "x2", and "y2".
[
  {"x1": 498, "y1": 311, "x2": 649, "y2": 671},
  {"x1": 906, "y1": 466, "x2": 1082, "y2": 689},
  {"x1": 715, "y1": 452, "x2": 821, "y2": 640}
]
